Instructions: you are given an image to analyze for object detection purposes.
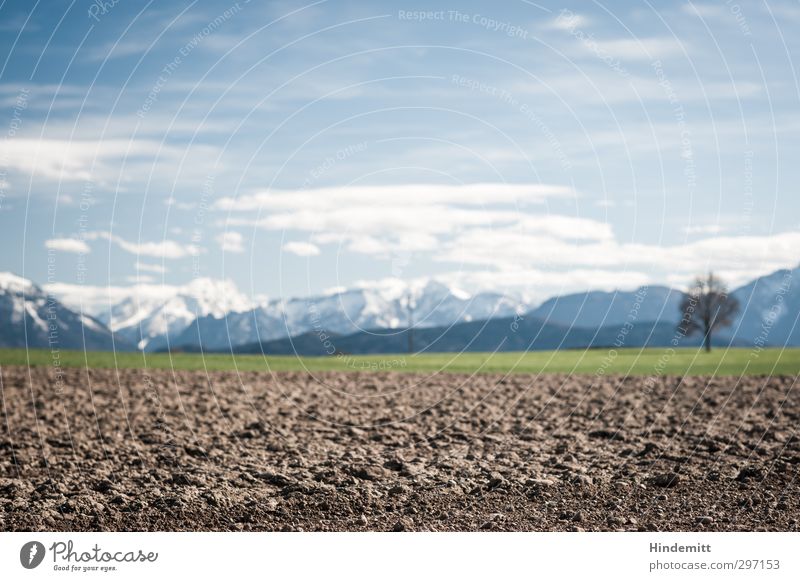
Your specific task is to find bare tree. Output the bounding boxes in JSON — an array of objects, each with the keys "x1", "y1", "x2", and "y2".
[{"x1": 678, "y1": 272, "x2": 740, "y2": 352}]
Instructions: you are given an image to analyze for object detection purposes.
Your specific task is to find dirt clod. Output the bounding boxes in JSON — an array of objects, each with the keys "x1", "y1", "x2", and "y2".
[{"x1": 652, "y1": 473, "x2": 681, "y2": 488}]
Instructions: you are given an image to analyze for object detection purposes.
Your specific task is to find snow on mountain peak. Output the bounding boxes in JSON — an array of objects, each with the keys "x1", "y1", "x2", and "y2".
[
  {"x1": 180, "y1": 277, "x2": 251, "y2": 315},
  {"x1": 56, "y1": 277, "x2": 255, "y2": 348},
  {"x1": 39, "y1": 274, "x2": 528, "y2": 351},
  {"x1": 339, "y1": 277, "x2": 474, "y2": 304},
  {"x1": 0, "y1": 272, "x2": 37, "y2": 294}
]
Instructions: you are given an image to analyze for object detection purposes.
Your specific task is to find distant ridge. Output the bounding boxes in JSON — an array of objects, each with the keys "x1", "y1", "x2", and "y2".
[
  {"x1": 0, "y1": 273, "x2": 128, "y2": 350},
  {"x1": 227, "y1": 317, "x2": 747, "y2": 357},
  {"x1": 14, "y1": 263, "x2": 800, "y2": 353},
  {"x1": 168, "y1": 279, "x2": 528, "y2": 353}
]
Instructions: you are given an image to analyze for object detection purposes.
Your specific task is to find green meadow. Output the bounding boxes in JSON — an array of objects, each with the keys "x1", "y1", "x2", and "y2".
[{"x1": 0, "y1": 347, "x2": 798, "y2": 376}]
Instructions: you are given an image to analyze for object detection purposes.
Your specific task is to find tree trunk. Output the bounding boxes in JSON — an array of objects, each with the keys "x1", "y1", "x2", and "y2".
[{"x1": 703, "y1": 331, "x2": 711, "y2": 352}]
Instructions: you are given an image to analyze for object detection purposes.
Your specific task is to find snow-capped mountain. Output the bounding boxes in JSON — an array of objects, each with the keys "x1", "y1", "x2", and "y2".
[
  {"x1": 0, "y1": 272, "x2": 120, "y2": 350},
  {"x1": 729, "y1": 266, "x2": 799, "y2": 346},
  {"x1": 95, "y1": 278, "x2": 252, "y2": 350},
  {"x1": 25, "y1": 265, "x2": 800, "y2": 353},
  {"x1": 170, "y1": 279, "x2": 529, "y2": 351}
]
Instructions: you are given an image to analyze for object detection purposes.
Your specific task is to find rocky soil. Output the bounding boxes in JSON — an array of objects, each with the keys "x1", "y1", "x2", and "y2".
[{"x1": 1, "y1": 365, "x2": 798, "y2": 531}]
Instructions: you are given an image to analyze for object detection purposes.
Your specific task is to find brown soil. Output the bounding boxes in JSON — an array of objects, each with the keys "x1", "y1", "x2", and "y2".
[{"x1": 1, "y1": 365, "x2": 798, "y2": 531}]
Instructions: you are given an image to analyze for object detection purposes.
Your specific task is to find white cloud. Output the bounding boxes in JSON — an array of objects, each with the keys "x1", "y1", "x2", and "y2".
[
  {"x1": 86, "y1": 232, "x2": 199, "y2": 259},
  {"x1": 219, "y1": 182, "x2": 574, "y2": 256},
  {"x1": 84, "y1": 39, "x2": 152, "y2": 62},
  {"x1": 213, "y1": 180, "x2": 799, "y2": 299},
  {"x1": 0, "y1": 137, "x2": 219, "y2": 186},
  {"x1": 594, "y1": 199, "x2": 616, "y2": 208},
  {"x1": 216, "y1": 231, "x2": 245, "y2": 253},
  {"x1": 44, "y1": 281, "x2": 181, "y2": 314},
  {"x1": 259, "y1": 205, "x2": 521, "y2": 240},
  {"x1": 44, "y1": 238, "x2": 91, "y2": 254},
  {"x1": 165, "y1": 197, "x2": 196, "y2": 211},
  {"x1": 0, "y1": 138, "x2": 160, "y2": 182},
  {"x1": 215, "y1": 183, "x2": 573, "y2": 212},
  {"x1": 126, "y1": 275, "x2": 155, "y2": 283},
  {"x1": 551, "y1": 8, "x2": 685, "y2": 61},
  {"x1": 517, "y1": 215, "x2": 614, "y2": 241},
  {"x1": 549, "y1": 10, "x2": 591, "y2": 30},
  {"x1": 135, "y1": 261, "x2": 166, "y2": 273},
  {"x1": 681, "y1": 3, "x2": 726, "y2": 18},
  {"x1": 440, "y1": 226, "x2": 800, "y2": 293},
  {"x1": 590, "y1": 38, "x2": 686, "y2": 61},
  {"x1": 683, "y1": 224, "x2": 724, "y2": 235},
  {"x1": 45, "y1": 277, "x2": 252, "y2": 318},
  {"x1": 115, "y1": 237, "x2": 198, "y2": 259},
  {"x1": 282, "y1": 241, "x2": 320, "y2": 257},
  {"x1": 442, "y1": 268, "x2": 653, "y2": 304},
  {"x1": 311, "y1": 231, "x2": 440, "y2": 255}
]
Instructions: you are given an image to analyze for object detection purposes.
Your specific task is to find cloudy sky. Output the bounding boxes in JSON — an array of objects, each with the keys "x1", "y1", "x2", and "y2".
[{"x1": 1, "y1": 0, "x2": 799, "y2": 305}]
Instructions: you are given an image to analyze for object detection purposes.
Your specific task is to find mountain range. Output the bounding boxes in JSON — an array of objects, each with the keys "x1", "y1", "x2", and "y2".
[
  {"x1": 0, "y1": 273, "x2": 122, "y2": 351},
  {"x1": 94, "y1": 278, "x2": 251, "y2": 350},
  {"x1": 235, "y1": 269, "x2": 796, "y2": 356},
  {"x1": 171, "y1": 279, "x2": 527, "y2": 352},
  {"x1": 1, "y1": 266, "x2": 797, "y2": 354},
  {"x1": 236, "y1": 319, "x2": 736, "y2": 356}
]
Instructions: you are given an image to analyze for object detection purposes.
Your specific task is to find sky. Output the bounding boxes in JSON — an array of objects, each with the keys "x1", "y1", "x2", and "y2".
[{"x1": 0, "y1": 0, "x2": 799, "y2": 307}]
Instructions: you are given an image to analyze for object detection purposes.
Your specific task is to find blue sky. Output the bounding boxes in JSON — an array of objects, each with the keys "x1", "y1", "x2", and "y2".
[{"x1": 1, "y1": 0, "x2": 799, "y2": 305}]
